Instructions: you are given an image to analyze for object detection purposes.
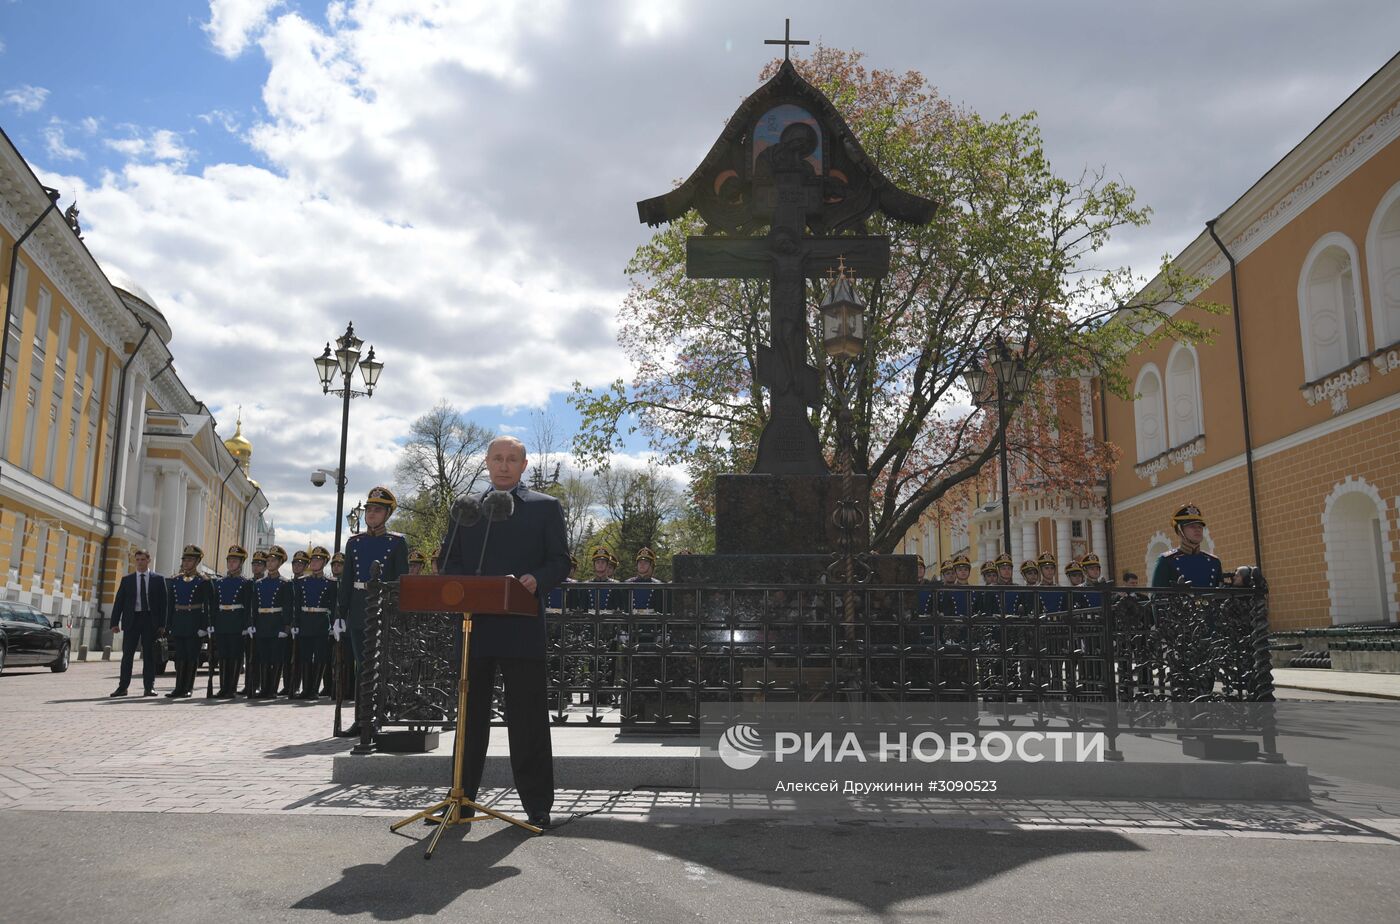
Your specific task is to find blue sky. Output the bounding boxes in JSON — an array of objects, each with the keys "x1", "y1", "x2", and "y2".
[{"x1": 3, "y1": 1, "x2": 1399, "y2": 548}]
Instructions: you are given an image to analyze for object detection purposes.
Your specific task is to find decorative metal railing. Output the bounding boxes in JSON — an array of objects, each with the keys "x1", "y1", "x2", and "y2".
[{"x1": 358, "y1": 580, "x2": 1278, "y2": 759}]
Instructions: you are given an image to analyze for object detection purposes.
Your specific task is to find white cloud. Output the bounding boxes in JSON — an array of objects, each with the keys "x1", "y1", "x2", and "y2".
[
  {"x1": 103, "y1": 129, "x2": 192, "y2": 167},
  {"x1": 2, "y1": 84, "x2": 48, "y2": 112},
  {"x1": 43, "y1": 124, "x2": 83, "y2": 161},
  {"x1": 204, "y1": 0, "x2": 282, "y2": 58},
  {"x1": 33, "y1": 0, "x2": 1400, "y2": 545}
]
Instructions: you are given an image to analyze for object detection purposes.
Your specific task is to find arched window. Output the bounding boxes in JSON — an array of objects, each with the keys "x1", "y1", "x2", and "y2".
[
  {"x1": 1365, "y1": 181, "x2": 1400, "y2": 349},
  {"x1": 1298, "y1": 233, "x2": 1367, "y2": 382},
  {"x1": 1165, "y1": 342, "x2": 1203, "y2": 447},
  {"x1": 1322, "y1": 478, "x2": 1397, "y2": 625},
  {"x1": 1133, "y1": 364, "x2": 1166, "y2": 462}
]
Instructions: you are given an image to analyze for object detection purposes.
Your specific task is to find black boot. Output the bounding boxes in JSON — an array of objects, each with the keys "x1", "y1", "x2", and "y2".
[{"x1": 164, "y1": 660, "x2": 185, "y2": 698}]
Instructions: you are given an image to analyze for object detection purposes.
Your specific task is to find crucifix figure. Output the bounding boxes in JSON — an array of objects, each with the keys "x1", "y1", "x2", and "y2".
[{"x1": 637, "y1": 34, "x2": 936, "y2": 476}]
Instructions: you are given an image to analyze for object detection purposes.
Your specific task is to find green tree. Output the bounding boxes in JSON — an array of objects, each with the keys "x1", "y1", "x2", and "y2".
[
  {"x1": 572, "y1": 47, "x2": 1219, "y2": 553},
  {"x1": 393, "y1": 401, "x2": 492, "y2": 556}
]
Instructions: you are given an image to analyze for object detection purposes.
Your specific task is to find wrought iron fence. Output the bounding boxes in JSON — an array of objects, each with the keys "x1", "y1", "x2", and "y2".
[{"x1": 358, "y1": 579, "x2": 1278, "y2": 758}]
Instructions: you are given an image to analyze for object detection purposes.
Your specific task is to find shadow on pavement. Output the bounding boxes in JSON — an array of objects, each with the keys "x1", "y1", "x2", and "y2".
[
  {"x1": 293, "y1": 826, "x2": 526, "y2": 919},
  {"x1": 293, "y1": 816, "x2": 1142, "y2": 919}
]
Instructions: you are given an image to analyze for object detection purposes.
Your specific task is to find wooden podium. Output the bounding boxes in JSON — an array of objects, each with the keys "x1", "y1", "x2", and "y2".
[{"x1": 388, "y1": 575, "x2": 543, "y2": 856}]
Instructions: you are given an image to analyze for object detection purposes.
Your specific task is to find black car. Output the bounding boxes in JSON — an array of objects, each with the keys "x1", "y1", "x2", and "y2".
[{"x1": 0, "y1": 602, "x2": 70, "y2": 674}]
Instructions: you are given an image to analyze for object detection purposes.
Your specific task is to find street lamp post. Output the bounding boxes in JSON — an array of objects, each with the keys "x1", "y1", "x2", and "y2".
[
  {"x1": 964, "y1": 335, "x2": 1030, "y2": 564},
  {"x1": 820, "y1": 263, "x2": 870, "y2": 599},
  {"x1": 347, "y1": 501, "x2": 364, "y2": 536},
  {"x1": 314, "y1": 323, "x2": 383, "y2": 554}
]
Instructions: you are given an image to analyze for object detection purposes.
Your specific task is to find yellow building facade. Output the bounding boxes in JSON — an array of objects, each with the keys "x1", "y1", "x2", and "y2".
[
  {"x1": 1106, "y1": 54, "x2": 1400, "y2": 629},
  {"x1": 0, "y1": 125, "x2": 271, "y2": 654}
]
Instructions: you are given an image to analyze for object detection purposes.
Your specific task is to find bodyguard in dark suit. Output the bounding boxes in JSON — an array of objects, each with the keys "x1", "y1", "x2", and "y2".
[
  {"x1": 109, "y1": 548, "x2": 168, "y2": 697},
  {"x1": 439, "y1": 436, "x2": 570, "y2": 829}
]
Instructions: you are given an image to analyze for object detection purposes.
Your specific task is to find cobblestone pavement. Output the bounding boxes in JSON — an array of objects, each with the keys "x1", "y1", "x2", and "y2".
[{"x1": 3, "y1": 661, "x2": 1399, "y2": 845}]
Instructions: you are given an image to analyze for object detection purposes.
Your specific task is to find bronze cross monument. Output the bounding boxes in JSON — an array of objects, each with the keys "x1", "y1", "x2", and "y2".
[{"x1": 638, "y1": 35, "x2": 936, "y2": 475}]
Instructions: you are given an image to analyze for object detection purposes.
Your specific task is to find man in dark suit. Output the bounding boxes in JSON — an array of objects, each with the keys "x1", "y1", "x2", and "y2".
[
  {"x1": 439, "y1": 435, "x2": 570, "y2": 830},
  {"x1": 109, "y1": 548, "x2": 168, "y2": 697}
]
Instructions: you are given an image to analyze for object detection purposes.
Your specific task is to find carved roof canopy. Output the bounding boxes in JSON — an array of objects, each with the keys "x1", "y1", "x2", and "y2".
[{"x1": 637, "y1": 60, "x2": 936, "y2": 237}]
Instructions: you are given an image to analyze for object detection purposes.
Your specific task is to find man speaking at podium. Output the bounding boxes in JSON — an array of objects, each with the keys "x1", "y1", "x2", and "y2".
[{"x1": 439, "y1": 435, "x2": 571, "y2": 829}]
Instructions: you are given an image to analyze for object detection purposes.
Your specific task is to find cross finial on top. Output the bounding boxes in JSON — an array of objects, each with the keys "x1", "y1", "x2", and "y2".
[
  {"x1": 836, "y1": 255, "x2": 850, "y2": 279},
  {"x1": 764, "y1": 18, "x2": 809, "y2": 62}
]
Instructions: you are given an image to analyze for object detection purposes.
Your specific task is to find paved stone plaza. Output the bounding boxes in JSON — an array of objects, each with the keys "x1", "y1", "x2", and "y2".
[
  {"x1": 5, "y1": 662, "x2": 1400, "y2": 922},
  {"x1": 1, "y1": 661, "x2": 1398, "y2": 833}
]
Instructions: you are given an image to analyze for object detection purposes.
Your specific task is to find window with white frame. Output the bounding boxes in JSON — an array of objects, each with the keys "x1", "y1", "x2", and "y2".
[
  {"x1": 1366, "y1": 181, "x2": 1400, "y2": 350},
  {"x1": 1165, "y1": 342, "x2": 1203, "y2": 447},
  {"x1": 1133, "y1": 364, "x2": 1167, "y2": 462},
  {"x1": 1299, "y1": 233, "x2": 1368, "y2": 381}
]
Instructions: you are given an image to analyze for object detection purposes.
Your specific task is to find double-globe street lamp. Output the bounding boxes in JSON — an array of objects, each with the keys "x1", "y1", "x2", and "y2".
[
  {"x1": 313, "y1": 323, "x2": 383, "y2": 554},
  {"x1": 963, "y1": 335, "x2": 1031, "y2": 565}
]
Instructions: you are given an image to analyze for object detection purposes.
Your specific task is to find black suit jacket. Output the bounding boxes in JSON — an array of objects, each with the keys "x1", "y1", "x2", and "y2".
[
  {"x1": 440, "y1": 485, "x2": 570, "y2": 659},
  {"x1": 110, "y1": 571, "x2": 169, "y2": 631}
]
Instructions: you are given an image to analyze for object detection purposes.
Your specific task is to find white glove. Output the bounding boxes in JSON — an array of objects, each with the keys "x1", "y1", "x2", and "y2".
[
  {"x1": 242, "y1": 627, "x2": 254, "y2": 637},
  {"x1": 291, "y1": 627, "x2": 300, "y2": 638},
  {"x1": 278, "y1": 630, "x2": 288, "y2": 639},
  {"x1": 332, "y1": 619, "x2": 345, "y2": 640},
  {"x1": 206, "y1": 626, "x2": 215, "y2": 636},
  {"x1": 197, "y1": 629, "x2": 208, "y2": 638}
]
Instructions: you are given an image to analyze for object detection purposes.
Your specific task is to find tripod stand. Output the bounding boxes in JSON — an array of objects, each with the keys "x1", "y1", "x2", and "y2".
[{"x1": 388, "y1": 577, "x2": 542, "y2": 857}]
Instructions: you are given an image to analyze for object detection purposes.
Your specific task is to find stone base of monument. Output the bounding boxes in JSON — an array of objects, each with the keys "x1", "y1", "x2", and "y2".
[
  {"x1": 672, "y1": 554, "x2": 917, "y2": 585},
  {"x1": 331, "y1": 728, "x2": 1309, "y2": 801}
]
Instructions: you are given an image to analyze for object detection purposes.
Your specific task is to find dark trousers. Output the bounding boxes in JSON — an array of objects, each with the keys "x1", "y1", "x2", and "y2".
[
  {"x1": 242, "y1": 637, "x2": 258, "y2": 694},
  {"x1": 460, "y1": 656, "x2": 554, "y2": 817},
  {"x1": 255, "y1": 636, "x2": 283, "y2": 696},
  {"x1": 116, "y1": 618, "x2": 159, "y2": 691},
  {"x1": 297, "y1": 636, "x2": 329, "y2": 696},
  {"x1": 216, "y1": 633, "x2": 243, "y2": 694},
  {"x1": 281, "y1": 637, "x2": 299, "y2": 693},
  {"x1": 171, "y1": 635, "x2": 201, "y2": 693}
]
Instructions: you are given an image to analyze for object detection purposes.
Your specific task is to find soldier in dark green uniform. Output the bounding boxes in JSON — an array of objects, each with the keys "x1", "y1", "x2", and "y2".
[
  {"x1": 213, "y1": 544, "x2": 254, "y2": 698},
  {"x1": 1152, "y1": 504, "x2": 1223, "y2": 588},
  {"x1": 252, "y1": 545, "x2": 292, "y2": 699},
  {"x1": 165, "y1": 545, "x2": 215, "y2": 699},
  {"x1": 241, "y1": 550, "x2": 268, "y2": 697},
  {"x1": 294, "y1": 546, "x2": 335, "y2": 700},
  {"x1": 337, "y1": 486, "x2": 410, "y2": 735}
]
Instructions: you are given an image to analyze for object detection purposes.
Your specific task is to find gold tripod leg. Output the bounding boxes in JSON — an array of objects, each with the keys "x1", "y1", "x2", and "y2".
[{"x1": 390, "y1": 611, "x2": 542, "y2": 855}]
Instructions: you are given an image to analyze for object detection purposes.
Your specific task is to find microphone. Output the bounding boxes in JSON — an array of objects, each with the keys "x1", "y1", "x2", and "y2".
[
  {"x1": 475, "y1": 490, "x2": 515, "y2": 575},
  {"x1": 439, "y1": 495, "x2": 483, "y2": 574}
]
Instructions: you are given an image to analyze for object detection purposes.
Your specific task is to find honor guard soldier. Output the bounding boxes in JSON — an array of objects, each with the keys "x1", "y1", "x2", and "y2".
[
  {"x1": 337, "y1": 487, "x2": 410, "y2": 735},
  {"x1": 408, "y1": 550, "x2": 429, "y2": 575},
  {"x1": 914, "y1": 556, "x2": 934, "y2": 616},
  {"x1": 241, "y1": 551, "x2": 268, "y2": 696},
  {"x1": 213, "y1": 545, "x2": 254, "y2": 698},
  {"x1": 1152, "y1": 504, "x2": 1223, "y2": 588},
  {"x1": 938, "y1": 559, "x2": 955, "y2": 585},
  {"x1": 294, "y1": 546, "x2": 335, "y2": 699},
  {"x1": 588, "y1": 546, "x2": 619, "y2": 611},
  {"x1": 1069, "y1": 556, "x2": 1104, "y2": 610},
  {"x1": 548, "y1": 555, "x2": 580, "y2": 610},
  {"x1": 1013, "y1": 559, "x2": 1041, "y2": 615},
  {"x1": 1036, "y1": 551, "x2": 1066, "y2": 614},
  {"x1": 995, "y1": 553, "x2": 1015, "y2": 587},
  {"x1": 939, "y1": 553, "x2": 972, "y2": 619},
  {"x1": 165, "y1": 545, "x2": 215, "y2": 699},
  {"x1": 325, "y1": 551, "x2": 349, "y2": 697},
  {"x1": 1081, "y1": 552, "x2": 1106, "y2": 585},
  {"x1": 625, "y1": 547, "x2": 664, "y2": 612},
  {"x1": 1064, "y1": 558, "x2": 1090, "y2": 610},
  {"x1": 975, "y1": 560, "x2": 1002, "y2": 617},
  {"x1": 252, "y1": 546, "x2": 293, "y2": 698},
  {"x1": 282, "y1": 549, "x2": 311, "y2": 696}
]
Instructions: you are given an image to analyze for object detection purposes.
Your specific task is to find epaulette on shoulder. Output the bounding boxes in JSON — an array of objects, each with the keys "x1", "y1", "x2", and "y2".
[{"x1": 1161, "y1": 548, "x2": 1182, "y2": 558}]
